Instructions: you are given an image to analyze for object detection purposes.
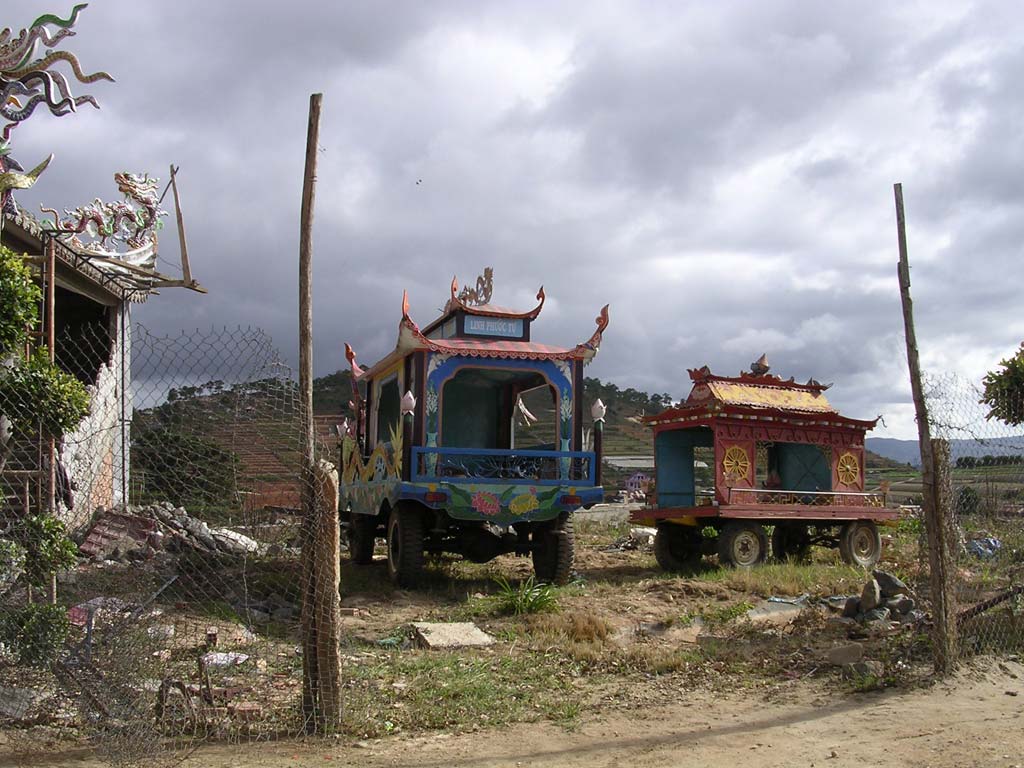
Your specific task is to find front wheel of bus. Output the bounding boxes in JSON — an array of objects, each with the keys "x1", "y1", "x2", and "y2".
[{"x1": 387, "y1": 505, "x2": 425, "y2": 587}]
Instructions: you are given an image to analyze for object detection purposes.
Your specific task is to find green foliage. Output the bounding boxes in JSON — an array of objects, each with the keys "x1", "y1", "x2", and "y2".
[
  {"x1": 132, "y1": 425, "x2": 240, "y2": 507},
  {"x1": 0, "y1": 603, "x2": 70, "y2": 667},
  {"x1": 493, "y1": 575, "x2": 558, "y2": 615},
  {"x1": 0, "y1": 538, "x2": 26, "y2": 593},
  {"x1": 0, "y1": 244, "x2": 40, "y2": 356},
  {"x1": 982, "y1": 343, "x2": 1024, "y2": 425},
  {"x1": 19, "y1": 515, "x2": 78, "y2": 588},
  {"x1": 0, "y1": 347, "x2": 90, "y2": 437}
]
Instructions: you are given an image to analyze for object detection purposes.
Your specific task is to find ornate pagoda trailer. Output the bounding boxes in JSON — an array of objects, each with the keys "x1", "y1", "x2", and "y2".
[
  {"x1": 631, "y1": 359, "x2": 896, "y2": 569},
  {"x1": 339, "y1": 271, "x2": 609, "y2": 586}
]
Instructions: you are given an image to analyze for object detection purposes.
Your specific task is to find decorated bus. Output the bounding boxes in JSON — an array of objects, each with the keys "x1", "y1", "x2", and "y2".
[{"x1": 339, "y1": 270, "x2": 609, "y2": 586}]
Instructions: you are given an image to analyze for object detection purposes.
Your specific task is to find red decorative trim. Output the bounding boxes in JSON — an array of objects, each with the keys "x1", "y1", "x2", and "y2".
[
  {"x1": 688, "y1": 366, "x2": 831, "y2": 393},
  {"x1": 646, "y1": 403, "x2": 877, "y2": 431}
]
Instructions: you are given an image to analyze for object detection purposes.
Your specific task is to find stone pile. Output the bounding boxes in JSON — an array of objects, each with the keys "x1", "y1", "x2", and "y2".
[{"x1": 841, "y1": 569, "x2": 925, "y2": 627}]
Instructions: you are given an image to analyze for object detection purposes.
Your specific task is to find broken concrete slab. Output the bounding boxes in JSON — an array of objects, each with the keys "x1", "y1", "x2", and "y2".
[
  {"x1": 412, "y1": 622, "x2": 495, "y2": 649},
  {"x1": 825, "y1": 642, "x2": 864, "y2": 666},
  {"x1": 746, "y1": 600, "x2": 803, "y2": 627},
  {"x1": 201, "y1": 652, "x2": 250, "y2": 667},
  {"x1": 0, "y1": 686, "x2": 36, "y2": 719}
]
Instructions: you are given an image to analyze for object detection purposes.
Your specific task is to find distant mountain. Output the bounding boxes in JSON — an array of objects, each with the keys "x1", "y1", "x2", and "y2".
[
  {"x1": 866, "y1": 438, "x2": 921, "y2": 466},
  {"x1": 867, "y1": 436, "x2": 1024, "y2": 467}
]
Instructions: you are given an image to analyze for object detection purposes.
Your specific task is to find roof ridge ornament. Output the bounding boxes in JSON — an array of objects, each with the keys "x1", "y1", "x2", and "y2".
[{"x1": 452, "y1": 266, "x2": 494, "y2": 307}]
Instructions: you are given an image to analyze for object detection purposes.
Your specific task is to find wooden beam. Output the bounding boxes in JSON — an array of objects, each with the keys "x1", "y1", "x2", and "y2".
[{"x1": 169, "y1": 165, "x2": 194, "y2": 285}]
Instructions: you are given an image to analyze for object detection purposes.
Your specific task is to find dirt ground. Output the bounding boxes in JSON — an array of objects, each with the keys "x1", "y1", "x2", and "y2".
[
  {"x1": 16, "y1": 660, "x2": 1024, "y2": 768},
  {"x1": 4, "y1": 509, "x2": 1023, "y2": 768}
]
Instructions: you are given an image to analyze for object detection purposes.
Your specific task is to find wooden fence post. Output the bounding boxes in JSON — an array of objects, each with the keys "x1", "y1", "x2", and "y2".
[
  {"x1": 894, "y1": 183, "x2": 958, "y2": 674},
  {"x1": 298, "y1": 92, "x2": 325, "y2": 730},
  {"x1": 930, "y1": 438, "x2": 959, "y2": 671}
]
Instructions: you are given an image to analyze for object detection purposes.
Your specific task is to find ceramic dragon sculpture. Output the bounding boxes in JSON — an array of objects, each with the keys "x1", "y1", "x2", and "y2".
[
  {"x1": 0, "y1": 4, "x2": 112, "y2": 221},
  {"x1": 41, "y1": 171, "x2": 167, "y2": 263}
]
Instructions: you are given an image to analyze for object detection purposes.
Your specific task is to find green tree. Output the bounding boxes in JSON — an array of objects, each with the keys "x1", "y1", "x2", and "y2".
[{"x1": 982, "y1": 343, "x2": 1024, "y2": 425}]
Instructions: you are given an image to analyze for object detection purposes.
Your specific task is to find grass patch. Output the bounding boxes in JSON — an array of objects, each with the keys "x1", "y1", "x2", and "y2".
[
  {"x1": 695, "y1": 562, "x2": 866, "y2": 597},
  {"x1": 493, "y1": 575, "x2": 559, "y2": 615},
  {"x1": 524, "y1": 610, "x2": 613, "y2": 665},
  {"x1": 344, "y1": 650, "x2": 575, "y2": 737}
]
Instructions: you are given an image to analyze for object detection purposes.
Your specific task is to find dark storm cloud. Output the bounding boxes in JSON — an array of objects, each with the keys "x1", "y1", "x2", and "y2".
[{"x1": 3, "y1": 1, "x2": 1021, "y2": 438}]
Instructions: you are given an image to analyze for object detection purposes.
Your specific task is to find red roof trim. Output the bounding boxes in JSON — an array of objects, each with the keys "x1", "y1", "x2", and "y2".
[
  {"x1": 645, "y1": 403, "x2": 878, "y2": 430},
  {"x1": 688, "y1": 366, "x2": 831, "y2": 393}
]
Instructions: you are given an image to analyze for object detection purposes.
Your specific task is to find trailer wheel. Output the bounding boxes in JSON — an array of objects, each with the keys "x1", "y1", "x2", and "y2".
[
  {"x1": 771, "y1": 523, "x2": 811, "y2": 563},
  {"x1": 839, "y1": 520, "x2": 881, "y2": 568},
  {"x1": 387, "y1": 505, "x2": 425, "y2": 587},
  {"x1": 348, "y1": 513, "x2": 377, "y2": 564},
  {"x1": 532, "y1": 515, "x2": 574, "y2": 585},
  {"x1": 717, "y1": 521, "x2": 768, "y2": 568},
  {"x1": 654, "y1": 523, "x2": 703, "y2": 571}
]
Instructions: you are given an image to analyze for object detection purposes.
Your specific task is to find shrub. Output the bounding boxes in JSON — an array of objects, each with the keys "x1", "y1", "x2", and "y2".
[
  {"x1": 0, "y1": 603, "x2": 70, "y2": 667},
  {"x1": 0, "y1": 347, "x2": 91, "y2": 437},
  {"x1": 19, "y1": 515, "x2": 78, "y2": 590}
]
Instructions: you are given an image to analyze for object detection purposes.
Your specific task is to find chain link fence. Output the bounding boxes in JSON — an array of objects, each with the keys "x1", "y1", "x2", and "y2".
[
  {"x1": 923, "y1": 373, "x2": 1024, "y2": 664},
  {"x1": 1, "y1": 323, "x2": 343, "y2": 765}
]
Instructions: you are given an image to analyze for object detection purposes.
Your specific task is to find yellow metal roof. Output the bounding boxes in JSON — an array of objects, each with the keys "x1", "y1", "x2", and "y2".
[{"x1": 706, "y1": 380, "x2": 835, "y2": 413}]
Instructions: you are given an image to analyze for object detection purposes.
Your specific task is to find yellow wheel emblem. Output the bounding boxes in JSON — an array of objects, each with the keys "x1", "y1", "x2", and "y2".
[
  {"x1": 722, "y1": 446, "x2": 750, "y2": 482},
  {"x1": 837, "y1": 452, "x2": 860, "y2": 485}
]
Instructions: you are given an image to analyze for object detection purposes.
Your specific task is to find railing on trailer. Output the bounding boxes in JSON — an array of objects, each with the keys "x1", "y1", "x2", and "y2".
[
  {"x1": 411, "y1": 447, "x2": 595, "y2": 485},
  {"x1": 725, "y1": 487, "x2": 886, "y2": 508}
]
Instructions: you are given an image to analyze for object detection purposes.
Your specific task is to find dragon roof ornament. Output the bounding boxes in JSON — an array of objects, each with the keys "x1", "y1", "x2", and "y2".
[
  {"x1": 40, "y1": 171, "x2": 168, "y2": 265},
  {"x1": 0, "y1": 5, "x2": 113, "y2": 220}
]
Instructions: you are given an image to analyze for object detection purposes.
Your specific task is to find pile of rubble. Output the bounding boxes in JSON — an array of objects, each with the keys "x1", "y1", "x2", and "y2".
[
  {"x1": 79, "y1": 502, "x2": 265, "y2": 563},
  {"x1": 840, "y1": 569, "x2": 925, "y2": 627}
]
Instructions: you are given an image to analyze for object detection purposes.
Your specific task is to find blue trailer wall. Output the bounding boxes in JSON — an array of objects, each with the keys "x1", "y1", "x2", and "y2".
[{"x1": 656, "y1": 428, "x2": 713, "y2": 508}]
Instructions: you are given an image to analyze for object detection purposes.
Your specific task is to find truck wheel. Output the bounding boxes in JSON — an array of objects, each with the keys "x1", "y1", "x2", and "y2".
[
  {"x1": 532, "y1": 515, "x2": 574, "y2": 585},
  {"x1": 717, "y1": 521, "x2": 768, "y2": 568},
  {"x1": 387, "y1": 505, "x2": 425, "y2": 587},
  {"x1": 654, "y1": 523, "x2": 702, "y2": 571},
  {"x1": 348, "y1": 514, "x2": 377, "y2": 564},
  {"x1": 771, "y1": 523, "x2": 811, "y2": 563},
  {"x1": 839, "y1": 520, "x2": 881, "y2": 568}
]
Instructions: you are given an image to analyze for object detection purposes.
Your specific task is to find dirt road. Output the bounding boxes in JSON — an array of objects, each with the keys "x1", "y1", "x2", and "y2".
[{"x1": 19, "y1": 661, "x2": 1023, "y2": 768}]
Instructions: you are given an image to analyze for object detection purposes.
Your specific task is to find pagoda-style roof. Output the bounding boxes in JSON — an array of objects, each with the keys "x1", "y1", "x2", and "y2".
[
  {"x1": 345, "y1": 278, "x2": 609, "y2": 381},
  {"x1": 646, "y1": 359, "x2": 878, "y2": 431}
]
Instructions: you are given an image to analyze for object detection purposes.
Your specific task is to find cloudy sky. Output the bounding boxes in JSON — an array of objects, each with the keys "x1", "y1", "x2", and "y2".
[{"x1": 5, "y1": 1, "x2": 1023, "y2": 438}]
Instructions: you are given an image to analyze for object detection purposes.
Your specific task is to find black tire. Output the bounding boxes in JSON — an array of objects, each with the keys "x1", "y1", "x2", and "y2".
[
  {"x1": 771, "y1": 522, "x2": 811, "y2": 563},
  {"x1": 839, "y1": 520, "x2": 881, "y2": 568},
  {"x1": 717, "y1": 521, "x2": 768, "y2": 568},
  {"x1": 348, "y1": 513, "x2": 377, "y2": 564},
  {"x1": 532, "y1": 515, "x2": 574, "y2": 585},
  {"x1": 387, "y1": 505, "x2": 425, "y2": 587},
  {"x1": 654, "y1": 523, "x2": 703, "y2": 571}
]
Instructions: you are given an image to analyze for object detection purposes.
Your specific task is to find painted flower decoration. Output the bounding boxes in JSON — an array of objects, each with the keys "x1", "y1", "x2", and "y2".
[
  {"x1": 471, "y1": 491, "x2": 500, "y2": 516},
  {"x1": 509, "y1": 493, "x2": 539, "y2": 516}
]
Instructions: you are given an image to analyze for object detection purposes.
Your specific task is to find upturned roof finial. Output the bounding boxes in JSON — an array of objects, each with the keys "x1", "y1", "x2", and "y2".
[{"x1": 750, "y1": 354, "x2": 770, "y2": 376}]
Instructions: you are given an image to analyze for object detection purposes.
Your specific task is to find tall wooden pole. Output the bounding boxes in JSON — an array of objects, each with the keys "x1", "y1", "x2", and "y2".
[
  {"x1": 894, "y1": 183, "x2": 957, "y2": 672},
  {"x1": 299, "y1": 92, "x2": 323, "y2": 730}
]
